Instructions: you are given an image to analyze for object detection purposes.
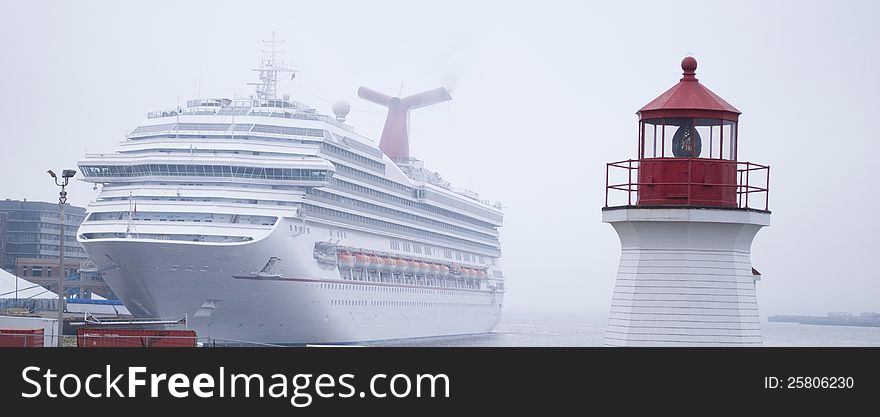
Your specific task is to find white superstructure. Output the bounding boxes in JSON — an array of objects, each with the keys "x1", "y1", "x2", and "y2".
[{"x1": 75, "y1": 42, "x2": 504, "y2": 344}]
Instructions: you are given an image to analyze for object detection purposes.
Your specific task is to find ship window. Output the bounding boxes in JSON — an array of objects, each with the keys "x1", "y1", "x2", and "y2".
[{"x1": 79, "y1": 163, "x2": 331, "y2": 182}]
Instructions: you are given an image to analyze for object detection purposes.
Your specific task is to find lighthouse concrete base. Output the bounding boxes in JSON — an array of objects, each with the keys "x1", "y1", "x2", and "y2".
[{"x1": 602, "y1": 207, "x2": 770, "y2": 346}]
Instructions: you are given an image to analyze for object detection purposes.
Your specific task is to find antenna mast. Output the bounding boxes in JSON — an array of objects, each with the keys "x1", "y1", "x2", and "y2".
[{"x1": 247, "y1": 31, "x2": 298, "y2": 100}]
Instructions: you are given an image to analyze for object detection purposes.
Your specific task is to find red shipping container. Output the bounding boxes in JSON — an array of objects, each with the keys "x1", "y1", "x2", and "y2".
[
  {"x1": 77, "y1": 328, "x2": 196, "y2": 348},
  {"x1": 0, "y1": 328, "x2": 45, "y2": 347}
]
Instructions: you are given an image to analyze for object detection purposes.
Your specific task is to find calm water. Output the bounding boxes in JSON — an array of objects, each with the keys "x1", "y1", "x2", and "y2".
[{"x1": 370, "y1": 311, "x2": 880, "y2": 347}]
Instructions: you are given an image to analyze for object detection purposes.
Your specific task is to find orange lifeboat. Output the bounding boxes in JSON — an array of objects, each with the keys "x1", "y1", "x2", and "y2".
[
  {"x1": 478, "y1": 269, "x2": 488, "y2": 279},
  {"x1": 353, "y1": 253, "x2": 370, "y2": 268},
  {"x1": 337, "y1": 253, "x2": 354, "y2": 268},
  {"x1": 406, "y1": 260, "x2": 418, "y2": 273},
  {"x1": 440, "y1": 265, "x2": 450, "y2": 275},
  {"x1": 431, "y1": 263, "x2": 442, "y2": 274},
  {"x1": 376, "y1": 256, "x2": 389, "y2": 270},
  {"x1": 369, "y1": 255, "x2": 382, "y2": 269},
  {"x1": 393, "y1": 259, "x2": 406, "y2": 271},
  {"x1": 387, "y1": 258, "x2": 399, "y2": 271}
]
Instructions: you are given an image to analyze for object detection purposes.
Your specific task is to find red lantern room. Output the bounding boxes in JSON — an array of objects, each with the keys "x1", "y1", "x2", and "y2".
[{"x1": 605, "y1": 56, "x2": 769, "y2": 210}]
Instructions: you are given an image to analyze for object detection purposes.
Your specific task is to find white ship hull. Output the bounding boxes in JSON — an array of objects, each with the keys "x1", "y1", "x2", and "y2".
[{"x1": 83, "y1": 219, "x2": 503, "y2": 344}]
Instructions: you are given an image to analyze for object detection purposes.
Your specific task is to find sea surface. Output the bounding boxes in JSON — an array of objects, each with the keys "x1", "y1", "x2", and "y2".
[{"x1": 370, "y1": 310, "x2": 880, "y2": 347}]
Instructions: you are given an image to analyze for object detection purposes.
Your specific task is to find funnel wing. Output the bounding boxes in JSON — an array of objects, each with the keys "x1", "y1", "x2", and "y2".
[
  {"x1": 357, "y1": 86, "x2": 393, "y2": 106},
  {"x1": 400, "y1": 87, "x2": 452, "y2": 110}
]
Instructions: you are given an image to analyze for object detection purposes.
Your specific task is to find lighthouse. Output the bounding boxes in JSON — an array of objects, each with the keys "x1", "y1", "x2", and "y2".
[{"x1": 603, "y1": 56, "x2": 770, "y2": 346}]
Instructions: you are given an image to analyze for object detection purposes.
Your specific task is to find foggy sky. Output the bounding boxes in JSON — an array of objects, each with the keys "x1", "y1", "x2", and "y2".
[{"x1": 1, "y1": 0, "x2": 877, "y2": 315}]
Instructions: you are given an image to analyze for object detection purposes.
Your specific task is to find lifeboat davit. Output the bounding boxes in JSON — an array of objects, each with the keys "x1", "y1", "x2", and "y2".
[
  {"x1": 440, "y1": 265, "x2": 450, "y2": 276},
  {"x1": 337, "y1": 253, "x2": 354, "y2": 268},
  {"x1": 431, "y1": 263, "x2": 442, "y2": 274},
  {"x1": 353, "y1": 253, "x2": 370, "y2": 268},
  {"x1": 449, "y1": 264, "x2": 462, "y2": 275}
]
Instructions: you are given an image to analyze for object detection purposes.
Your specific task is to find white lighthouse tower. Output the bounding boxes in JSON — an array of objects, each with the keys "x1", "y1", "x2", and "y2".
[{"x1": 603, "y1": 56, "x2": 771, "y2": 346}]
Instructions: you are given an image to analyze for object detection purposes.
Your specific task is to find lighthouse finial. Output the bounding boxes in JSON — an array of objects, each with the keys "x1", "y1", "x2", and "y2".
[{"x1": 681, "y1": 56, "x2": 698, "y2": 81}]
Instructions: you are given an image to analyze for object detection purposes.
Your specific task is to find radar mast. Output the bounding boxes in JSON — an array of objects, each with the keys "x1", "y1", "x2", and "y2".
[{"x1": 247, "y1": 31, "x2": 298, "y2": 100}]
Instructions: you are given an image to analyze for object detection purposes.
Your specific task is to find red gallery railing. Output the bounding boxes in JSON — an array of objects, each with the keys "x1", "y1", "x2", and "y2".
[{"x1": 604, "y1": 159, "x2": 770, "y2": 211}]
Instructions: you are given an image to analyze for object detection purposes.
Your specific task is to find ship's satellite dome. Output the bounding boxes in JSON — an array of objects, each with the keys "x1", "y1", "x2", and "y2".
[{"x1": 332, "y1": 101, "x2": 351, "y2": 118}]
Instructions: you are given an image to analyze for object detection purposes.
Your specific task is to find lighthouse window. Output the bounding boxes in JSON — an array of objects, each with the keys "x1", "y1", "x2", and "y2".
[
  {"x1": 695, "y1": 122, "x2": 715, "y2": 159},
  {"x1": 663, "y1": 122, "x2": 694, "y2": 158},
  {"x1": 725, "y1": 120, "x2": 737, "y2": 160},
  {"x1": 641, "y1": 122, "x2": 659, "y2": 158},
  {"x1": 641, "y1": 118, "x2": 738, "y2": 160}
]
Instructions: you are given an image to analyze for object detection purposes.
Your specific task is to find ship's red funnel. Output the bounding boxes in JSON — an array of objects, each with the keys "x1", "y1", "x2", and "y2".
[{"x1": 358, "y1": 86, "x2": 451, "y2": 160}]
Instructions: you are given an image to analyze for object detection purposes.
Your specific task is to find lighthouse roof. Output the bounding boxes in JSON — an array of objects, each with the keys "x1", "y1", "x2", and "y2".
[{"x1": 638, "y1": 56, "x2": 740, "y2": 122}]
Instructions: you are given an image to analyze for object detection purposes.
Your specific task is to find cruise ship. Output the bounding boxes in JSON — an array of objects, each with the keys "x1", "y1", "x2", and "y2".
[{"x1": 75, "y1": 40, "x2": 505, "y2": 344}]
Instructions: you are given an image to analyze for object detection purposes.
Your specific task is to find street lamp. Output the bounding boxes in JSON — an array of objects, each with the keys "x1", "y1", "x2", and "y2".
[{"x1": 47, "y1": 169, "x2": 76, "y2": 347}]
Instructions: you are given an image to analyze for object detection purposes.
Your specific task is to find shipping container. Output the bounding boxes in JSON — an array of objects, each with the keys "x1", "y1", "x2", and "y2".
[
  {"x1": 0, "y1": 328, "x2": 44, "y2": 347},
  {"x1": 77, "y1": 328, "x2": 197, "y2": 347},
  {"x1": 0, "y1": 316, "x2": 58, "y2": 347}
]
